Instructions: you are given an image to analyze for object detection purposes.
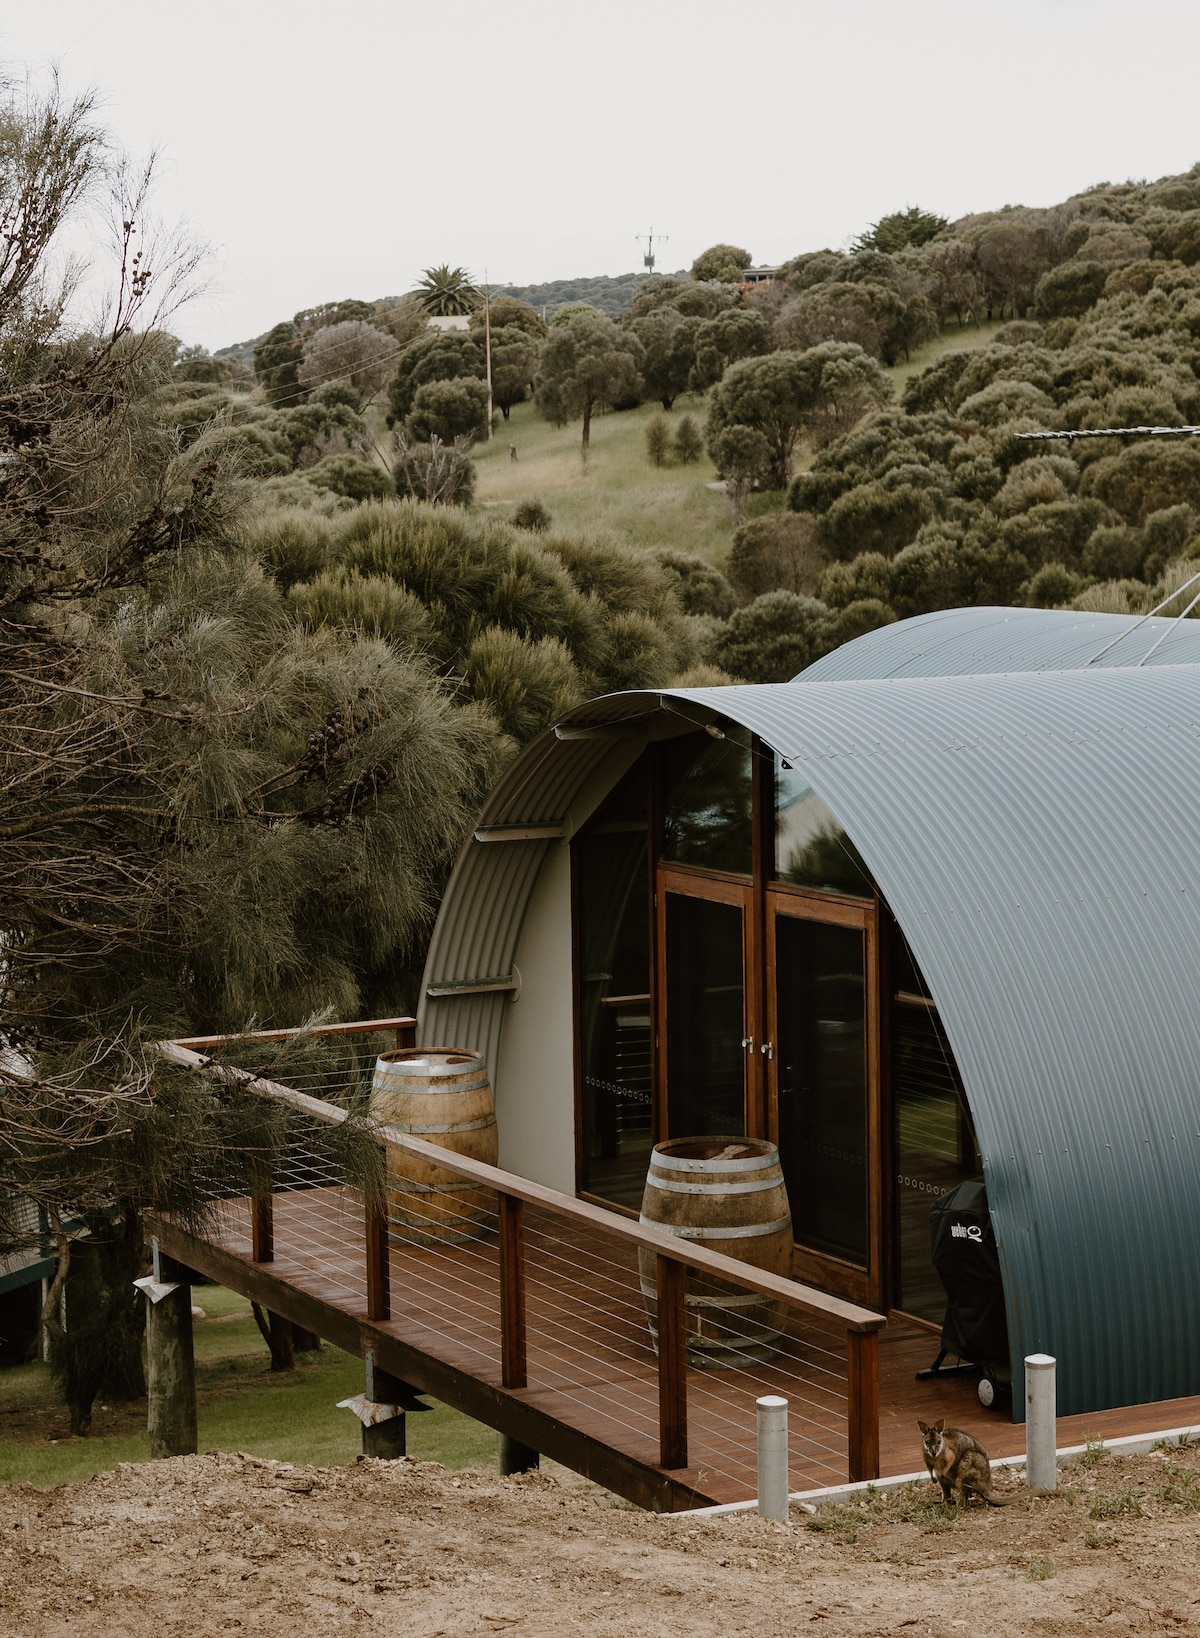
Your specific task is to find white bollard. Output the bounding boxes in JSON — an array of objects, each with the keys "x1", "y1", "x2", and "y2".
[
  {"x1": 756, "y1": 1395, "x2": 789, "y2": 1521},
  {"x1": 1025, "y1": 1353, "x2": 1057, "y2": 1490}
]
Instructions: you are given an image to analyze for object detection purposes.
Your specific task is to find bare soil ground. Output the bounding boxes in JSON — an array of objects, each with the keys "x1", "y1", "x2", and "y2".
[{"x1": 1, "y1": 1440, "x2": 1198, "y2": 1636}]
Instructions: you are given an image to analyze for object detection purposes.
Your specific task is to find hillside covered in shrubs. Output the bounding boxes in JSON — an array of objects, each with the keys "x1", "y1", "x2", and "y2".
[{"x1": 172, "y1": 161, "x2": 1200, "y2": 700}]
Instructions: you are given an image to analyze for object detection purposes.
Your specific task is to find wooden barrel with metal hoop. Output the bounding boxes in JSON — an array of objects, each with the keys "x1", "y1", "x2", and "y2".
[
  {"x1": 639, "y1": 1137, "x2": 793, "y2": 1369},
  {"x1": 370, "y1": 1048, "x2": 498, "y2": 1244}
]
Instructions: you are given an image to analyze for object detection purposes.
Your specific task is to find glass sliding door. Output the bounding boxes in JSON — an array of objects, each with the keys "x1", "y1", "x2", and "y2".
[
  {"x1": 768, "y1": 895, "x2": 880, "y2": 1305},
  {"x1": 658, "y1": 875, "x2": 751, "y2": 1141},
  {"x1": 576, "y1": 768, "x2": 653, "y2": 1211},
  {"x1": 892, "y1": 930, "x2": 981, "y2": 1321}
]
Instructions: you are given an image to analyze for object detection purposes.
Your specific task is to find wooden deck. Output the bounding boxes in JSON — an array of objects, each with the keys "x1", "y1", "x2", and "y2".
[{"x1": 150, "y1": 1185, "x2": 1200, "y2": 1510}]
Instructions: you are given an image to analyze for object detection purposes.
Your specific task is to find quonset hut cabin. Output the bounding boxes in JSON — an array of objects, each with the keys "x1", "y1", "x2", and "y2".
[{"x1": 420, "y1": 605, "x2": 1200, "y2": 1423}]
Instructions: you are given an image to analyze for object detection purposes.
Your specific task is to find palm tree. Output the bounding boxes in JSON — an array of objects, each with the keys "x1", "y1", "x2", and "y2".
[{"x1": 413, "y1": 265, "x2": 481, "y2": 317}]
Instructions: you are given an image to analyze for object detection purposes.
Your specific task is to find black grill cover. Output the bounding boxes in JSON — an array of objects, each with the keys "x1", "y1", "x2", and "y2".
[{"x1": 930, "y1": 1179, "x2": 1010, "y2": 1372}]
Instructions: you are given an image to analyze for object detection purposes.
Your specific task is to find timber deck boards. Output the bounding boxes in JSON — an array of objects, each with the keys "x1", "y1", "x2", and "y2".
[{"x1": 163, "y1": 1187, "x2": 1200, "y2": 1508}]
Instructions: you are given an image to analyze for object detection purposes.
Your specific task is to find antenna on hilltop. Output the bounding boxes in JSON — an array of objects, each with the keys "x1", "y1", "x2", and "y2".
[{"x1": 636, "y1": 227, "x2": 668, "y2": 273}]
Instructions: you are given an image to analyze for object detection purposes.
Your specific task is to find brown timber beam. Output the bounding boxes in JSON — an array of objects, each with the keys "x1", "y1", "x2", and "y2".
[{"x1": 147, "y1": 1213, "x2": 710, "y2": 1513}]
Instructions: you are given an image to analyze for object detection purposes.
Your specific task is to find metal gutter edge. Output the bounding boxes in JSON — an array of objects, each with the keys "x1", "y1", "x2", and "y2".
[{"x1": 673, "y1": 1424, "x2": 1200, "y2": 1517}]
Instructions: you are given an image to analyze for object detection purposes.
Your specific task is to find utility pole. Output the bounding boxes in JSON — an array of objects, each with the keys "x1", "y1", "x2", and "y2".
[
  {"x1": 483, "y1": 270, "x2": 494, "y2": 440},
  {"x1": 637, "y1": 227, "x2": 668, "y2": 273}
]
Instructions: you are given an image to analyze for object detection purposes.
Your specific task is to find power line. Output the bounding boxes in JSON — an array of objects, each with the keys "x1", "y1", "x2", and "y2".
[{"x1": 1016, "y1": 425, "x2": 1200, "y2": 442}]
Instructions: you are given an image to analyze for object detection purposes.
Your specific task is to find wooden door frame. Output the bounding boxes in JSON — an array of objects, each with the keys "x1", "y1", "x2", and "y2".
[
  {"x1": 765, "y1": 885, "x2": 884, "y2": 1310},
  {"x1": 654, "y1": 864, "x2": 758, "y2": 1144}
]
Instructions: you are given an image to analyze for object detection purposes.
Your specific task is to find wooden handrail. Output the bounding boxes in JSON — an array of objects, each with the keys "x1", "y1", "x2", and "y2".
[
  {"x1": 170, "y1": 1017, "x2": 418, "y2": 1051},
  {"x1": 159, "y1": 1040, "x2": 884, "y2": 1334}
]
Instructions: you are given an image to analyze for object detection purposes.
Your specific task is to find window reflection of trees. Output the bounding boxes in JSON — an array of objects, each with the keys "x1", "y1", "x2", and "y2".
[
  {"x1": 662, "y1": 730, "x2": 754, "y2": 875},
  {"x1": 774, "y1": 756, "x2": 872, "y2": 897}
]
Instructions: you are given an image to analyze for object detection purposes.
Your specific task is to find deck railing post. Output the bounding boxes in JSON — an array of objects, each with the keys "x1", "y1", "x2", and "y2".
[
  {"x1": 499, "y1": 1192, "x2": 527, "y2": 1390},
  {"x1": 252, "y1": 1189, "x2": 274, "y2": 1263},
  {"x1": 847, "y1": 1327, "x2": 880, "y2": 1482},
  {"x1": 395, "y1": 1021, "x2": 417, "y2": 1050},
  {"x1": 656, "y1": 1254, "x2": 688, "y2": 1471},
  {"x1": 366, "y1": 1199, "x2": 390, "y2": 1321}
]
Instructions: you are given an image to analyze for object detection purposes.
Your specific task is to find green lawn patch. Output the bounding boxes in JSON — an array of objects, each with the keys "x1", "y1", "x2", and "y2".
[{"x1": 0, "y1": 1283, "x2": 498, "y2": 1488}]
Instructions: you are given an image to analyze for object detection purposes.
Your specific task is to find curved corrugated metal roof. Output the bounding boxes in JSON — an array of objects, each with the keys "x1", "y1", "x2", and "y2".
[
  {"x1": 801, "y1": 605, "x2": 1200, "y2": 682},
  {"x1": 421, "y1": 661, "x2": 1200, "y2": 1418}
]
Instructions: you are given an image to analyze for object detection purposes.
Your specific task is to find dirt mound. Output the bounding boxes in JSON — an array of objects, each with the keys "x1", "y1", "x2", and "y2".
[{"x1": 1, "y1": 1442, "x2": 1198, "y2": 1634}]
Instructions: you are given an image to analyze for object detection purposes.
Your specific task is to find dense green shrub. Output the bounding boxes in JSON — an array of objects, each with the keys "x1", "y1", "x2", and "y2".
[
  {"x1": 261, "y1": 501, "x2": 697, "y2": 743},
  {"x1": 1083, "y1": 444, "x2": 1200, "y2": 524},
  {"x1": 511, "y1": 499, "x2": 552, "y2": 532},
  {"x1": 728, "y1": 512, "x2": 825, "y2": 598},
  {"x1": 652, "y1": 550, "x2": 737, "y2": 618},
  {"x1": 817, "y1": 480, "x2": 934, "y2": 560},
  {"x1": 286, "y1": 570, "x2": 434, "y2": 654},
  {"x1": 387, "y1": 331, "x2": 485, "y2": 423},
  {"x1": 1033, "y1": 261, "x2": 1109, "y2": 320},
  {"x1": 305, "y1": 454, "x2": 395, "y2": 501},
  {"x1": 408, "y1": 376, "x2": 490, "y2": 442},
  {"x1": 708, "y1": 591, "x2": 834, "y2": 682}
]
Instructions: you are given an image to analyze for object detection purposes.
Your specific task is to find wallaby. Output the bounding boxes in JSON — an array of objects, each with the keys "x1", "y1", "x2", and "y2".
[{"x1": 918, "y1": 1418, "x2": 1053, "y2": 1507}]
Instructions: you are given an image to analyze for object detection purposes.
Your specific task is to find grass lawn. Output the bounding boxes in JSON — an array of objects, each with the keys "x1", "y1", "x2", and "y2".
[
  {"x1": 0, "y1": 1283, "x2": 498, "y2": 1489},
  {"x1": 885, "y1": 316, "x2": 1006, "y2": 393},
  {"x1": 472, "y1": 391, "x2": 732, "y2": 562},
  {"x1": 467, "y1": 320, "x2": 1006, "y2": 566}
]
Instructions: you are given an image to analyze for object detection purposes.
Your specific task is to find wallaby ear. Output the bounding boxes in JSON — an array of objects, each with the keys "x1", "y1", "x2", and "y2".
[
  {"x1": 935, "y1": 1417, "x2": 945, "y2": 1432},
  {"x1": 917, "y1": 1419, "x2": 929, "y2": 1433}
]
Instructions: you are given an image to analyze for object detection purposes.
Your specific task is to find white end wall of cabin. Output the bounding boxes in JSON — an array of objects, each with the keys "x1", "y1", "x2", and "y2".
[{"x1": 489, "y1": 838, "x2": 575, "y2": 1191}]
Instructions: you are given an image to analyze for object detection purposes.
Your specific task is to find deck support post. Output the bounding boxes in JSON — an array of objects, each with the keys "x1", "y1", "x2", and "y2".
[
  {"x1": 500, "y1": 1435, "x2": 539, "y2": 1475},
  {"x1": 499, "y1": 1193, "x2": 527, "y2": 1390},
  {"x1": 656, "y1": 1255, "x2": 688, "y2": 1471},
  {"x1": 847, "y1": 1327, "x2": 879, "y2": 1483},
  {"x1": 252, "y1": 1190, "x2": 274, "y2": 1263},
  {"x1": 144, "y1": 1245, "x2": 198, "y2": 1460},
  {"x1": 395, "y1": 1021, "x2": 417, "y2": 1050},
  {"x1": 361, "y1": 1353, "x2": 409, "y2": 1460},
  {"x1": 366, "y1": 1200, "x2": 390, "y2": 1321}
]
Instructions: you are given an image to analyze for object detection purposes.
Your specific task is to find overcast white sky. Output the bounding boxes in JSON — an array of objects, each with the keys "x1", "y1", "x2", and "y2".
[{"x1": 5, "y1": 1, "x2": 1199, "y2": 349}]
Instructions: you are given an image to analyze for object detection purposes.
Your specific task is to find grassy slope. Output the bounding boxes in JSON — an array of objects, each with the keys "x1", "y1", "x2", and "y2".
[
  {"x1": 470, "y1": 320, "x2": 1006, "y2": 566},
  {"x1": 0, "y1": 1284, "x2": 496, "y2": 1488}
]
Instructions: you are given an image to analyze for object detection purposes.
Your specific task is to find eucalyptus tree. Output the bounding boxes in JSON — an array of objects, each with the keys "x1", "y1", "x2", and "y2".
[{"x1": 535, "y1": 313, "x2": 643, "y2": 451}]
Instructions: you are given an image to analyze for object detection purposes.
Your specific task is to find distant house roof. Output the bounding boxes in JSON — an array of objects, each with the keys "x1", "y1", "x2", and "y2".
[
  {"x1": 800, "y1": 604, "x2": 1200, "y2": 681},
  {"x1": 738, "y1": 266, "x2": 780, "y2": 284}
]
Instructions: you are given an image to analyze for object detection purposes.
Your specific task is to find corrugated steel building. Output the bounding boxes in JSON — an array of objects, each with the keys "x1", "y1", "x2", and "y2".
[{"x1": 420, "y1": 606, "x2": 1200, "y2": 1418}]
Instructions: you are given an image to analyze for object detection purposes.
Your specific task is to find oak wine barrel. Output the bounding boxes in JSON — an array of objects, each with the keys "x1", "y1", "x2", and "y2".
[
  {"x1": 370, "y1": 1048, "x2": 498, "y2": 1244},
  {"x1": 639, "y1": 1136, "x2": 793, "y2": 1369}
]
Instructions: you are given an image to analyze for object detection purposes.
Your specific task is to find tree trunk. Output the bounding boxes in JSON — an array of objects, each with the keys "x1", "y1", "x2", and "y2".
[
  {"x1": 252, "y1": 1303, "x2": 295, "y2": 1371},
  {"x1": 290, "y1": 1325, "x2": 321, "y2": 1353},
  {"x1": 581, "y1": 398, "x2": 592, "y2": 452},
  {"x1": 661, "y1": 395, "x2": 675, "y2": 411}
]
